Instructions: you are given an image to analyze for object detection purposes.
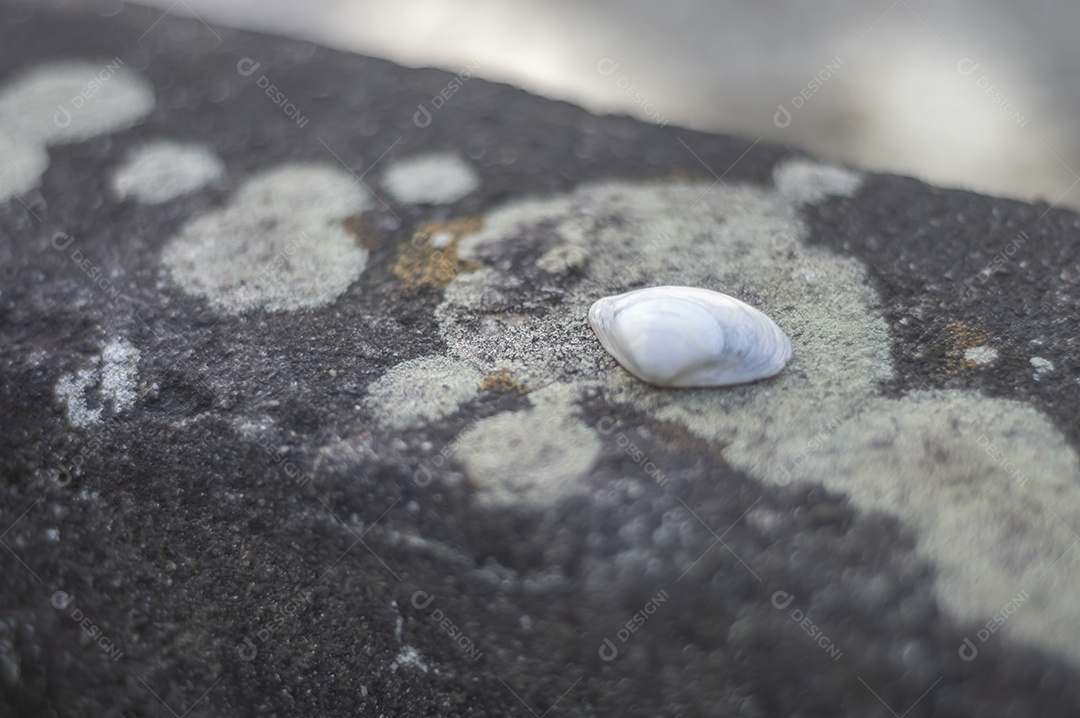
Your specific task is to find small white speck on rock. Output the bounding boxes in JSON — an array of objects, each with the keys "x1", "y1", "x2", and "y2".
[
  {"x1": 430, "y1": 231, "x2": 455, "y2": 248},
  {"x1": 1030, "y1": 356, "x2": 1054, "y2": 378},
  {"x1": 391, "y1": 645, "x2": 429, "y2": 673}
]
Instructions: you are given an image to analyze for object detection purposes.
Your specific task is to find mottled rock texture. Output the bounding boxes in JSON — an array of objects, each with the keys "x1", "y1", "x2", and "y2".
[{"x1": 2, "y1": 2, "x2": 1080, "y2": 717}]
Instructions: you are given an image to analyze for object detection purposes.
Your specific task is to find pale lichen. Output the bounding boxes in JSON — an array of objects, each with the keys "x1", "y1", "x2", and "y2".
[
  {"x1": 110, "y1": 140, "x2": 225, "y2": 203},
  {"x1": 162, "y1": 163, "x2": 371, "y2": 313}
]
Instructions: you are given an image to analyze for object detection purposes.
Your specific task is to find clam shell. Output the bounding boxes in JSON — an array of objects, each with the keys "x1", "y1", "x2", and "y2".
[{"x1": 588, "y1": 286, "x2": 792, "y2": 387}]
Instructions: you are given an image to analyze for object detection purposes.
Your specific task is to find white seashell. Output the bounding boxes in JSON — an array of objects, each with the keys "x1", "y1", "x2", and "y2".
[{"x1": 588, "y1": 286, "x2": 792, "y2": 388}]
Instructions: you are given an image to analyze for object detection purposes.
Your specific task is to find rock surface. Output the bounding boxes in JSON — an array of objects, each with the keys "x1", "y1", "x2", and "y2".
[{"x1": 2, "y1": 2, "x2": 1080, "y2": 716}]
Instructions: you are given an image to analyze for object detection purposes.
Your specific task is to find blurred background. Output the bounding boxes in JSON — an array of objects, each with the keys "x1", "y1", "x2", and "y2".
[{"x1": 50, "y1": 0, "x2": 1080, "y2": 209}]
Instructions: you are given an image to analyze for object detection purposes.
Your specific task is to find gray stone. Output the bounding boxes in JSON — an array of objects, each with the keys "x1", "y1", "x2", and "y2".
[{"x1": 2, "y1": 2, "x2": 1080, "y2": 717}]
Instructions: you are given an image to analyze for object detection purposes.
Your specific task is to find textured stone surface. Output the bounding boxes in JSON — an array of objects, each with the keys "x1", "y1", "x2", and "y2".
[{"x1": 2, "y1": 2, "x2": 1080, "y2": 717}]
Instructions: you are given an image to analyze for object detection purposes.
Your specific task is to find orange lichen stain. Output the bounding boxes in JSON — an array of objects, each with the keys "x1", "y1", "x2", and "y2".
[
  {"x1": 344, "y1": 215, "x2": 381, "y2": 251},
  {"x1": 942, "y1": 322, "x2": 993, "y2": 372},
  {"x1": 392, "y1": 217, "x2": 482, "y2": 289},
  {"x1": 479, "y1": 369, "x2": 529, "y2": 395}
]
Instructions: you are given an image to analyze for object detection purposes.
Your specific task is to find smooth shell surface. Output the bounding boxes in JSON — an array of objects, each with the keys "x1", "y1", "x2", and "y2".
[{"x1": 588, "y1": 286, "x2": 792, "y2": 387}]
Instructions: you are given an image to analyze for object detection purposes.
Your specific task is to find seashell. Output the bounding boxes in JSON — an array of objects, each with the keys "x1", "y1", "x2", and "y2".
[{"x1": 588, "y1": 286, "x2": 792, "y2": 387}]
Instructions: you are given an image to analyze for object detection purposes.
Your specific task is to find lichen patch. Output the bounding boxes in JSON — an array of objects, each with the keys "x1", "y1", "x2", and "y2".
[
  {"x1": 381, "y1": 151, "x2": 480, "y2": 205},
  {"x1": 403, "y1": 158, "x2": 1080, "y2": 667},
  {"x1": 963, "y1": 345, "x2": 998, "y2": 367},
  {"x1": 110, "y1": 139, "x2": 225, "y2": 203},
  {"x1": 0, "y1": 60, "x2": 154, "y2": 201},
  {"x1": 55, "y1": 339, "x2": 141, "y2": 428},
  {"x1": 457, "y1": 406, "x2": 600, "y2": 507},
  {"x1": 161, "y1": 163, "x2": 371, "y2": 314},
  {"x1": 479, "y1": 369, "x2": 529, "y2": 395},
  {"x1": 391, "y1": 217, "x2": 482, "y2": 289},
  {"x1": 365, "y1": 355, "x2": 483, "y2": 429}
]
